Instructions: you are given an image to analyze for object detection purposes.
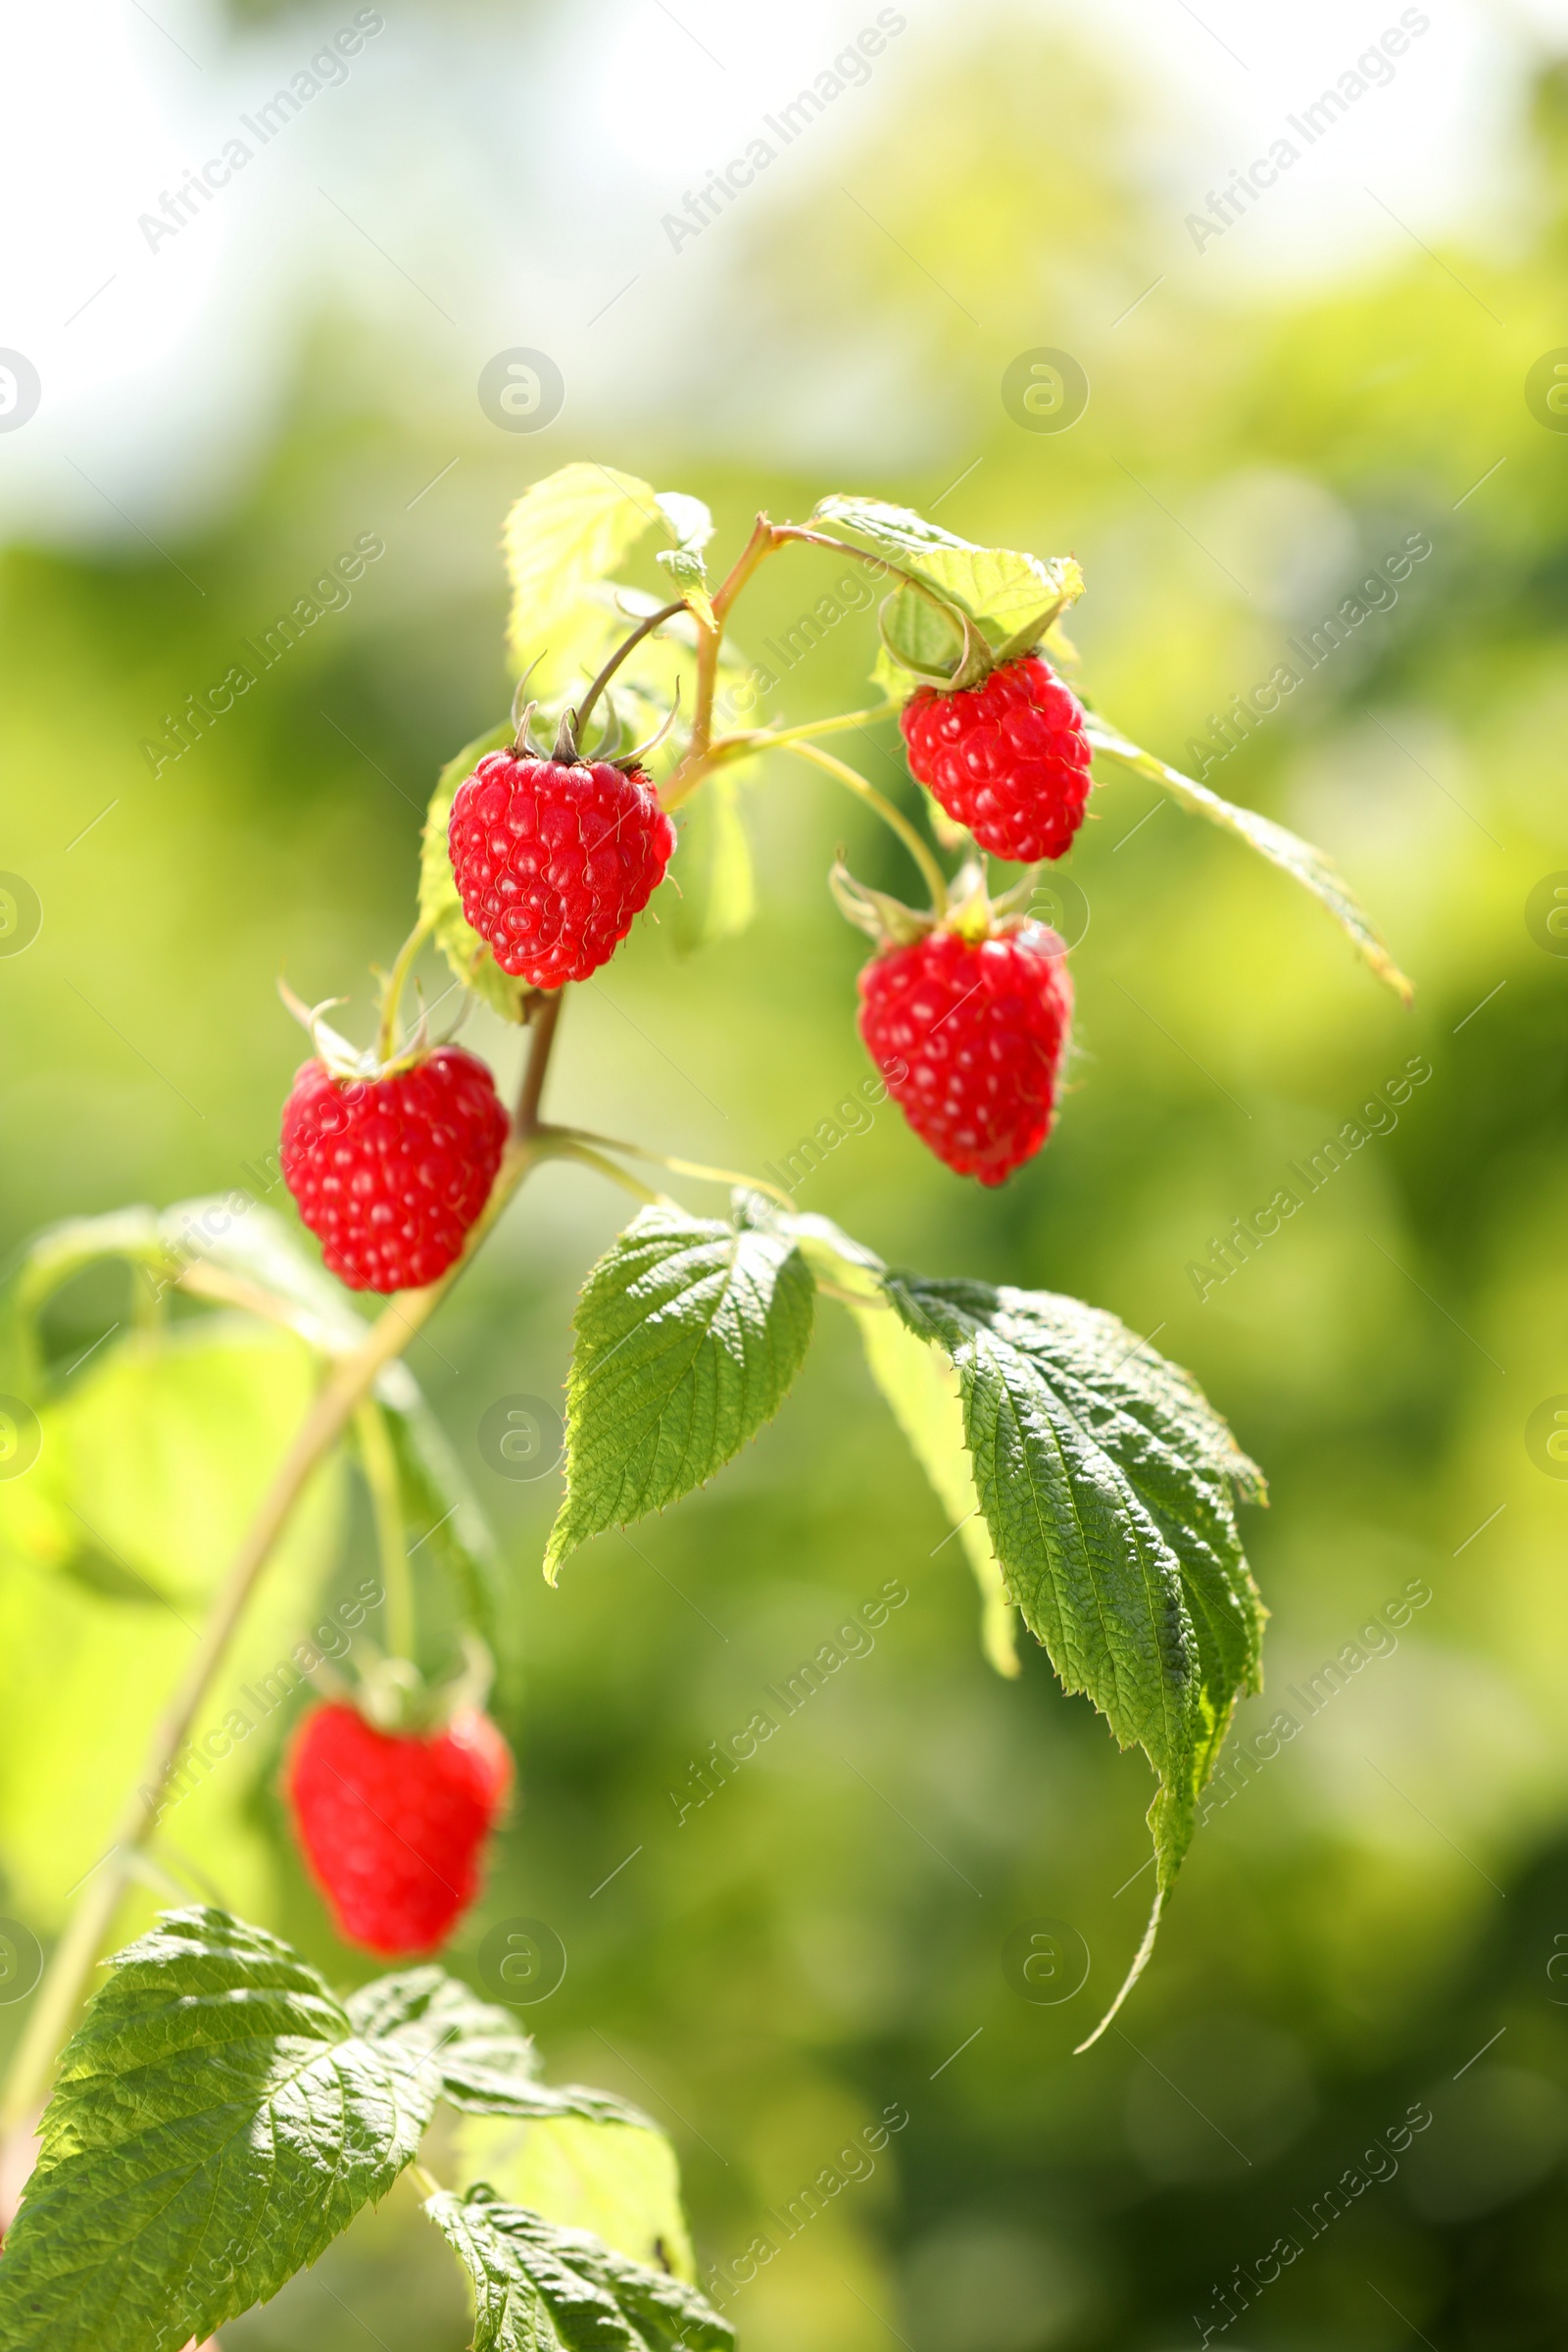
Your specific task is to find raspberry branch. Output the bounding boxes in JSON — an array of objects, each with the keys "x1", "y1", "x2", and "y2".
[{"x1": 0, "y1": 990, "x2": 569, "y2": 2140}]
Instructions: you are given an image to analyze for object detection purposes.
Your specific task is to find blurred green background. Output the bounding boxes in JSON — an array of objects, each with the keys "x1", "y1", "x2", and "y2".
[{"x1": 3, "y1": 3, "x2": 1568, "y2": 2346}]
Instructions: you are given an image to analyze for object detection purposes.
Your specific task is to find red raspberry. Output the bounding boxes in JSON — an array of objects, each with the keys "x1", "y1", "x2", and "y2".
[
  {"x1": 280, "y1": 1046, "x2": 508, "y2": 1295},
  {"x1": 448, "y1": 751, "x2": 676, "y2": 988},
  {"x1": 286, "y1": 1702, "x2": 513, "y2": 1956},
  {"x1": 900, "y1": 655, "x2": 1092, "y2": 862},
  {"x1": 858, "y1": 924, "x2": 1073, "y2": 1185}
]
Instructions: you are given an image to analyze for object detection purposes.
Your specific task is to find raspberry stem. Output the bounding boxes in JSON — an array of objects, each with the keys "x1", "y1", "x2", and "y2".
[
  {"x1": 555, "y1": 1141, "x2": 670, "y2": 1207},
  {"x1": 571, "y1": 598, "x2": 686, "y2": 746},
  {"x1": 708, "y1": 703, "x2": 901, "y2": 760},
  {"x1": 0, "y1": 1004, "x2": 573, "y2": 2140},
  {"x1": 782, "y1": 741, "x2": 951, "y2": 915},
  {"x1": 548, "y1": 1125, "x2": 795, "y2": 1210},
  {"x1": 375, "y1": 917, "x2": 434, "y2": 1066},
  {"x1": 354, "y1": 1400, "x2": 416, "y2": 1663}
]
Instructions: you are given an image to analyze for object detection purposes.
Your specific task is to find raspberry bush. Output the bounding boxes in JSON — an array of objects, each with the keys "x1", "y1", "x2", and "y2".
[{"x1": 0, "y1": 466, "x2": 1411, "y2": 2348}]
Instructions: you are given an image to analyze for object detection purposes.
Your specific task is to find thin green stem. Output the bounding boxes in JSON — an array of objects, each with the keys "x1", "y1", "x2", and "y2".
[
  {"x1": 376, "y1": 917, "x2": 433, "y2": 1064},
  {"x1": 766, "y1": 522, "x2": 956, "y2": 619},
  {"x1": 354, "y1": 1400, "x2": 415, "y2": 1663},
  {"x1": 547, "y1": 1126, "x2": 794, "y2": 1210},
  {"x1": 555, "y1": 1140, "x2": 669, "y2": 1206},
  {"x1": 782, "y1": 740, "x2": 950, "y2": 913},
  {"x1": 573, "y1": 599, "x2": 686, "y2": 743},
  {"x1": 709, "y1": 703, "x2": 901, "y2": 760}
]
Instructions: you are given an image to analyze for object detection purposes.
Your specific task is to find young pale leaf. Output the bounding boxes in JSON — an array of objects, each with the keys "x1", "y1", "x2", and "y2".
[
  {"x1": 504, "y1": 464, "x2": 662, "y2": 676},
  {"x1": 671, "y1": 769, "x2": 755, "y2": 953},
  {"x1": 419, "y1": 721, "x2": 531, "y2": 1020},
  {"x1": 347, "y1": 1969, "x2": 652, "y2": 2127},
  {"x1": 375, "y1": 1362, "x2": 503, "y2": 1643},
  {"x1": 887, "y1": 1277, "x2": 1265, "y2": 2034},
  {"x1": 853, "y1": 1300, "x2": 1018, "y2": 1678},
  {"x1": 452, "y1": 2113, "x2": 697, "y2": 2282},
  {"x1": 653, "y1": 489, "x2": 716, "y2": 630},
  {"x1": 427, "y1": 2185, "x2": 734, "y2": 2352},
  {"x1": 157, "y1": 1194, "x2": 368, "y2": 1349},
  {"x1": 813, "y1": 493, "x2": 1083, "y2": 661},
  {"x1": 544, "y1": 1205, "x2": 814, "y2": 1579},
  {"x1": 1083, "y1": 711, "x2": 1413, "y2": 1004},
  {"x1": 0, "y1": 1909, "x2": 440, "y2": 2352}
]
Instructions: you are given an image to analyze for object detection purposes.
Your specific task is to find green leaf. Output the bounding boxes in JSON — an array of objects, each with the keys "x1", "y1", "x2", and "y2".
[
  {"x1": 853, "y1": 1298, "x2": 1018, "y2": 1678},
  {"x1": 0, "y1": 1909, "x2": 439, "y2": 2352},
  {"x1": 813, "y1": 493, "x2": 1084, "y2": 666},
  {"x1": 0, "y1": 1313, "x2": 347, "y2": 1928},
  {"x1": 0, "y1": 1316, "x2": 340, "y2": 1609},
  {"x1": 452, "y1": 2114, "x2": 697, "y2": 2283},
  {"x1": 155, "y1": 1194, "x2": 368, "y2": 1350},
  {"x1": 671, "y1": 768, "x2": 755, "y2": 952},
  {"x1": 544, "y1": 1202, "x2": 814, "y2": 1580},
  {"x1": 426, "y1": 2184, "x2": 732, "y2": 2352},
  {"x1": 887, "y1": 1278, "x2": 1264, "y2": 1914},
  {"x1": 504, "y1": 464, "x2": 663, "y2": 679},
  {"x1": 1083, "y1": 711, "x2": 1414, "y2": 1005},
  {"x1": 653, "y1": 490, "x2": 716, "y2": 630},
  {"x1": 376, "y1": 1362, "x2": 502, "y2": 1643},
  {"x1": 735, "y1": 1202, "x2": 1017, "y2": 1670},
  {"x1": 419, "y1": 721, "x2": 531, "y2": 1021},
  {"x1": 878, "y1": 586, "x2": 969, "y2": 679},
  {"x1": 348, "y1": 1969, "x2": 651, "y2": 2127}
]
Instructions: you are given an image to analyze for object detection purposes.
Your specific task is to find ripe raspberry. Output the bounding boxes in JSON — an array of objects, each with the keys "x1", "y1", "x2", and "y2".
[
  {"x1": 280, "y1": 1046, "x2": 508, "y2": 1295},
  {"x1": 448, "y1": 751, "x2": 676, "y2": 988},
  {"x1": 900, "y1": 655, "x2": 1092, "y2": 862},
  {"x1": 858, "y1": 923, "x2": 1073, "y2": 1185},
  {"x1": 286, "y1": 1702, "x2": 513, "y2": 1956}
]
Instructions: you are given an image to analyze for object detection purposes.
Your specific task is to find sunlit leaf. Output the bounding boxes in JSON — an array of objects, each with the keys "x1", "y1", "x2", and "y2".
[
  {"x1": 504, "y1": 464, "x2": 663, "y2": 679},
  {"x1": 1084, "y1": 711, "x2": 1414, "y2": 1004},
  {"x1": 0, "y1": 1910, "x2": 440, "y2": 2352},
  {"x1": 671, "y1": 768, "x2": 755, "y2": 952},
  {"x1": 887, "y1": 1274, "x2": 1265, "y2": 2035},
  {"x1": 814, "y1": 492, "x2": 1083, "y2": 667},
  {"x1": 653, "y1": 489, "x2": 716, "y2": 629},
  {"x1": 452, "y1": 2113, "x2": 697, "y2": 2283},
  {"x1": 426, "y1": 2184, "x2": 732, "y2": 2352}
]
